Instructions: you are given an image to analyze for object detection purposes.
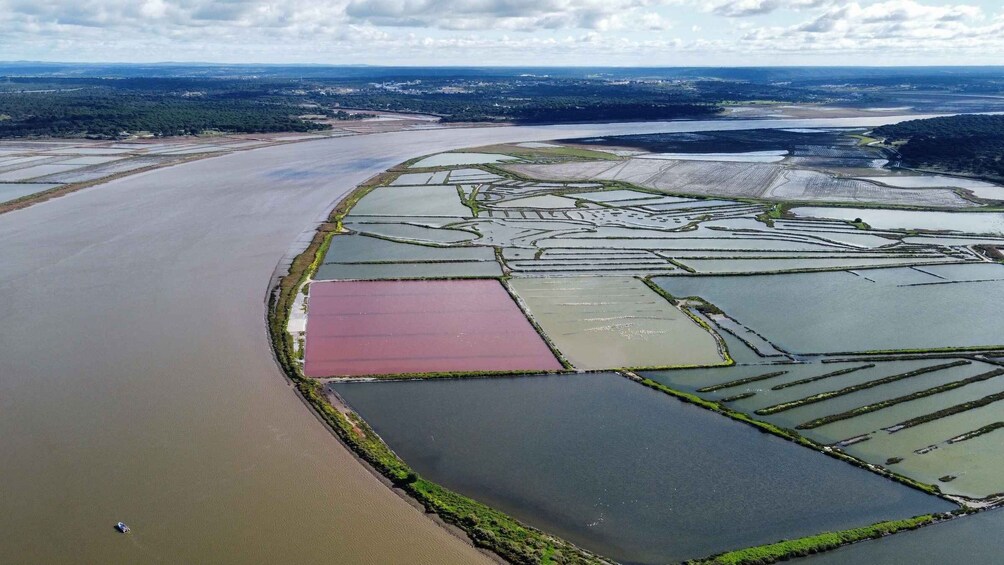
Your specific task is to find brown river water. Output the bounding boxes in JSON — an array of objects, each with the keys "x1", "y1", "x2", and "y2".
[{"x1": 0, "y1": 115, "x2": 935, "y2": 564}]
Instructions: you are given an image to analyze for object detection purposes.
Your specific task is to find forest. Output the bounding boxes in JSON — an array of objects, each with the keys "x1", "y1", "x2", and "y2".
[
  {"x1": 3, "y1": 66, "x2": 1004, "y2": 138},
  {"x1": 875, "y1": 115, "x2": 1004, "y2": 180},
  {"x1": 0, "y1": 73, "x2": 807, "y2": 137}
]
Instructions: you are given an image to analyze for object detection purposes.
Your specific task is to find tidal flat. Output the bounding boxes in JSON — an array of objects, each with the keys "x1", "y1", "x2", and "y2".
[{"x1": 331, "y1": 372, "x2": 954, "y2": 564}]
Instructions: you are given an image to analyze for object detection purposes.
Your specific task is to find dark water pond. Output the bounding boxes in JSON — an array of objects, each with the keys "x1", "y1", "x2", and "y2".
[{"x1": 332, "y1": 372, "x2": 954, "y2": 564}]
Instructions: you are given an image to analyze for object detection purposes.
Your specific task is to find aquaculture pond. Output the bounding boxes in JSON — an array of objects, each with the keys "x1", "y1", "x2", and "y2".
[
  {"x1": 795, "y1": 508, "x2": 1004, "y2": 564},
  {"x1": 331, "y1": 373, "x2": 954, "y2": 565},
  {"x1": 791, "y1": 206, "x2": 1004, "y2": 236},
  {"x1": 644, "y1": 358, "x2": 1004, "y2": 499},
  {"x1": 509, "y1": 276, "x2": 724, "y2": 370},
  {"x1": 313, "y1": 234, "x2": 501, "y2": 281},
  {"x1": 653, "y1": 264, "x2": 1004, "y2": 353},
  {"x1": 346, "y1": 185, "x2": 472, "y2": 216}
]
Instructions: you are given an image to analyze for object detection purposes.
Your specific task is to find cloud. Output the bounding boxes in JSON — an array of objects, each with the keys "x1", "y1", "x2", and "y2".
[
  {"x1": 0, "y1": 0, "x2": 999, "y2": 65},
  {"x1": 789, "y1": 0, "x2": 984, "y2": 38},
  {"x1": 736, "y1": 0, "x2": 997, "y2": 53},
  {"x1": 344, "y1": 0, "x2": 679, "y2": 31},
  {"x1": 711, "y1": 0, "x2": 837, "y2": 18}
]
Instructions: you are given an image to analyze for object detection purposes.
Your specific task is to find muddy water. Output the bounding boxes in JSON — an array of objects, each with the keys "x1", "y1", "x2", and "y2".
[{"x1": 0, "y1": 115, "x2": 936, "y2": 564}]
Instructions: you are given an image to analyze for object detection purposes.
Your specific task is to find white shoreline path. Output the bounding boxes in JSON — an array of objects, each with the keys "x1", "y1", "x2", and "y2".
[{"x1": 0, "y1": 114, "x2": 942, "y2": 564}]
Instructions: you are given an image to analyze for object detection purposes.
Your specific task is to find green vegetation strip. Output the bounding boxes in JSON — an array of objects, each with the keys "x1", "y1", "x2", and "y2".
[
  {"x1": 891, "y1": 390, "x2": 1004, "y2": 432},
  {"x1": 799, "y1": 368, "x2": 1004, "y2": 430},
  {"x1": 771, "y1": 364, "x2": 875, "y2": 391},
  {"x1": 698, "y1": 371, "x2": 788, "y2": 393},
  {"x1": 686, "y1": 515, "x2": 938, "y2": 565},
  {"x1": 754, "y1": 203, "x2": 790, "y2": 227},
  {"x1": 755, "y1": 360, "x2": 971, "y2": 416},
  {"x1": 949, "y1": 422, "x2": 1004, "y2": 443}
]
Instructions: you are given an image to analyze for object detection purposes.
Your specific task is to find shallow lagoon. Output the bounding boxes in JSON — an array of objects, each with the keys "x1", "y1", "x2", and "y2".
[
  {"x1": 791, "y1": 206, "x2": 1004, "y2": 235},
  {"x1": 332, "y1": 373, "x2": 954, "y2": 564}
]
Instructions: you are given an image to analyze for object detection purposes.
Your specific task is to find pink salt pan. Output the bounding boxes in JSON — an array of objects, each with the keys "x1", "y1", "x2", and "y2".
[{"x1": 305, "y1": 279, "x2": 562, "y2": 377}]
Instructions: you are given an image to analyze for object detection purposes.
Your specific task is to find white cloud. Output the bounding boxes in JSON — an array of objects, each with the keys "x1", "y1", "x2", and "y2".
[
  {"x1": 0, "y1": 0, "x2": 999, "y2": 64},
  {"x1": 344, "y1": 0, "x2": 681, "y2": 31},
  {"x1": 710, "y1": 0, "x2": 838, "y2": 18},
  {"x1": 765, "y1": 0, "x2": 990, "y2": 45}
]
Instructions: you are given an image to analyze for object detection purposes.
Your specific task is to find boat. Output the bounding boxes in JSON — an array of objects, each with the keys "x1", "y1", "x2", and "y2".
[{"x1": 115, "y1": 522, "x2": 130, "y2": 533}]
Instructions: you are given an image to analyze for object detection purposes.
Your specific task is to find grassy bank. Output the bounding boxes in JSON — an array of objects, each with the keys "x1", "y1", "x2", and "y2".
[
  {"x1": 755, "y1": 360, "x2": 971, "y2": 416},
  {"x1": 799, "y1": 368, "x2": 1004, "y2": 430},
  {"x1": 771, "y1": 364, "x2": 875, "y2": 391},
  {"x1": 892, "y1": 390, "x2": 1004, "y2": 432},
  {"x1": 687, "y1": 514, "x2": 938, "y2": 565},
  {"x1": 698, "y1": 371, "x2": 787, "y2": 393}
]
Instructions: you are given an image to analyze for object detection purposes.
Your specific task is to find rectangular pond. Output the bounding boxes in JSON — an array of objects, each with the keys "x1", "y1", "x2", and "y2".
[
  {"x1": 304, "y1": 280, "x2": 560, "y2": 377},
  {"x1": 654, "y1": 265, "x2": 1004, "y2": 353},
  {"x1": 791, "y1": 207, "x2": 1004, "y2": 235},
  {"x1": 509, "y1": 276, "x2": 723, "y2": 370},
  {"x1": 348, "y1": 185, "x2": 472, "y2": 216},
  {"x1": 645, "y1": 359, "x2": 1004, "y2": 498},
  {"x1": 331, "y1": 373, "x2": 954, "y2": 564}
]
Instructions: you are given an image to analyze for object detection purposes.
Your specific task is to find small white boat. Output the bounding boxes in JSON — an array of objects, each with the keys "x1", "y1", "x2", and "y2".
[{"x1": 115, "y1": 522, "x2": 130, "y2": 533}]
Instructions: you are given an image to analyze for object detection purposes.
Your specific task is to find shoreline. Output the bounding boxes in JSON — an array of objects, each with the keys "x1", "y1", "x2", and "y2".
[
  {"x1": 265, "y1": 164, "x2": 612, "y2": 564},
  {"x1": 267, "y1": 151, "x2": 999, "y2": 564},
  {"x1": 264, "y1": 116, "x2": 1001, "y2": 563}
]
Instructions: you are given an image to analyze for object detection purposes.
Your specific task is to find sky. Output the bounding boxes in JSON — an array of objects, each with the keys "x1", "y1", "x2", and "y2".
[{"x1": 0, "y1": 0, "x2": 1002, "y2": 66}]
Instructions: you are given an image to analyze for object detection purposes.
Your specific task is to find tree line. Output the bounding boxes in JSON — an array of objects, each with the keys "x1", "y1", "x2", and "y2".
[{"x1": 874, "y1": 115, "x2": 1004, "y2": 180}]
